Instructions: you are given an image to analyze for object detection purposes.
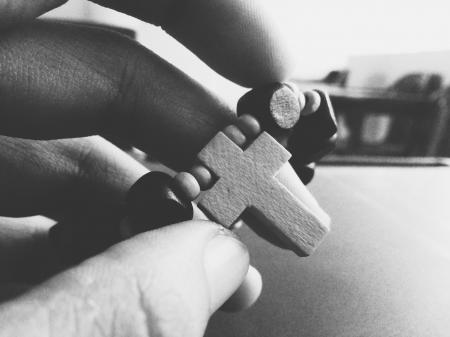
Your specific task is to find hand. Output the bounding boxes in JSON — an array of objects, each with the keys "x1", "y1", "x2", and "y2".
[
  {"x1": 2, "y1": 216, "x2": 263, "y2": 337},
  {"x1": 0, "y1": 0, "x2": 294, "y2": 336}
]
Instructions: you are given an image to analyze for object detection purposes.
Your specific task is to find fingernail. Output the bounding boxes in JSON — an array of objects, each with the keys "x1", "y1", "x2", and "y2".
[{"x1": 203, "y1": 229, "x2": 249, "y2": 312}]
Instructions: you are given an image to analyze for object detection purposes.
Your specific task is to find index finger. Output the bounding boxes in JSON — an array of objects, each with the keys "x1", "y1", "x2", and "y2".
[
  {"x1": 2, "y1": 0, "x2": 295, "y2": 86},
  {"x1": 86, "y1": 0, "x2": 297, "y2": 86},
  {"x1": 158, "y1": 0, "x2": 296, "y2": 86}
]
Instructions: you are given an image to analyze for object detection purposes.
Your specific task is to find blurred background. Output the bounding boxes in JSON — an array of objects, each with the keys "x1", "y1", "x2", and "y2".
[{"x1": 44, "y1": 0, "x2": 450, "y2": 161}]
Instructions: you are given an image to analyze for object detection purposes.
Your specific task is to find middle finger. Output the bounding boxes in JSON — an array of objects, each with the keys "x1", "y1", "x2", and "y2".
[
  {"x1": 0, "y1": 135, "x2": 147, "y2": 217},
  {"x1": 0, "y1": 20, "x2": 234, "y2": 170}
]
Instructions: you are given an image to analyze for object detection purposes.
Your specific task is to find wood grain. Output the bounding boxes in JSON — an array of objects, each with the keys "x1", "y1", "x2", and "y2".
[
  {"x1": 269, "y1": 86, "x2": 301, "y2": 129},
  {"x1": 197, "y1": 131, "x2": 330, "y2": 256}
]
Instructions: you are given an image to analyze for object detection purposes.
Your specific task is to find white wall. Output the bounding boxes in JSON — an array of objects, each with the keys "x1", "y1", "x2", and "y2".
[
  {"x1": 264, "y1": 0, "x2": 450, "y2": 78},
  {"x1": 347, "y1": 51, "x2": 450, "y2": 88}
]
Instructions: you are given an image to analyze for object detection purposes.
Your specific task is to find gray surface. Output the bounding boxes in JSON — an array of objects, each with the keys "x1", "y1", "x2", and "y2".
[{"x1": 206, "y1": 166, "x2": 450, "y2": 337}]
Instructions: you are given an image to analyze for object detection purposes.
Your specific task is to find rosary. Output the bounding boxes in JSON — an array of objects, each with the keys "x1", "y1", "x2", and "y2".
[{"x1": 50, "y1": 83, "x2": 337, "y2": 262}]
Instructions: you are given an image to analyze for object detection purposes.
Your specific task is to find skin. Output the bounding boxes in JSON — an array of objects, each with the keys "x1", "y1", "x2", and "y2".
[{"x1": 0, "y1": 0, "x2": 296, "y2": 336}]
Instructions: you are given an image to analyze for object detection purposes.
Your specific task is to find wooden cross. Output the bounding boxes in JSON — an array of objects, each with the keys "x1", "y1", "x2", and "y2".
[{"x1": 197, "y1": 131, "x2": 329, "y2": 256}]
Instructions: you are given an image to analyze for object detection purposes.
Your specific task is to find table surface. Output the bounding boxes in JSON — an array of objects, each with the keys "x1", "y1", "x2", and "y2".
[{"x1": 206, "y1": 166, "x2": 450, "y2": 337}]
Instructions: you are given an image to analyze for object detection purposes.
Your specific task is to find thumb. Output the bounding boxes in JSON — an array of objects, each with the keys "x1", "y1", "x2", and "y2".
[{"x1": 0, "y1": 221, "x2": 250, "y2": 337}]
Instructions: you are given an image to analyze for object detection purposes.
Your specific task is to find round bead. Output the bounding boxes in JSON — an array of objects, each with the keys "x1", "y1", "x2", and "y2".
[
  {"x1": 173, "y1": 172, "x2": 201, "y2": 201},
  {"x1": 223, "y1": 124, "x2": 246, "y2": 147},
  {"x1": 297, "y1": 91, "x2": 306, "y2": 111},
  {"x1": 126, "y1": 171, "x2": 193, "y2": 235},
  {"x1": 190, "y1": 164, "x2": 213, "y2": 190},
  {"x1": 290, "y1": 90, "x2": 337, "y2": 167},
  {"x1": 284, "y1": 81, "x2": 300, "y2": 96},
  {"x1": 269, "y1": 86, "x2": 301, "y2": 129},
  {"x1": 237, "y1": 114, "x2": 261, "y2": 138},
  {"x1": 231, "y1": 219, "x2": 244, "y2": 230},
  {"x1": 237, "y1": 83, "x2": 300, "y2": 145},
  {"x1": 297, "y1": 163, "x2": 316, "y2": 185},
  {"x1": 302, "y1": 90, "x2": 321, "y2": 116}
]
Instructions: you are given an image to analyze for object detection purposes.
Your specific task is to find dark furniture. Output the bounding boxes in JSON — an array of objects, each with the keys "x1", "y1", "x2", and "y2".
[{"x1": 295, "y1": 82, "x2": 450, "y2": 158}]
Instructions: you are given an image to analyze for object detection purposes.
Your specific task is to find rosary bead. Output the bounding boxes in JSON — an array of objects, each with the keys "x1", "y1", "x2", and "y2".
[
  {"x1": 173, "y1": 172, "x2": 201, "y2": 200},
  {"x1": 289, "y1": 90, "x2": 338, "y2": 167},
  {"x1": 237, "y1": 83, "x2": 300, "y2": 146},
  {"x1": 236, "y1": 114, "x2": 261, "y2": 138},
  {"x1": 126, "y1": 171, "x2": 194, "y2": 235},
  {"x1": 223, "y1": 124, "x2": 247, "y2": 147},
  {"x1": 190, "y1": 164, "x2": 213, "y2": 190}
]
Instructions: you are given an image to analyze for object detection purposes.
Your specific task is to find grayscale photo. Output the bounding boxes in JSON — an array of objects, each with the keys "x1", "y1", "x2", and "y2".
[{"x1": 0, "y1": 0, "x2": 449, "y2": 336}]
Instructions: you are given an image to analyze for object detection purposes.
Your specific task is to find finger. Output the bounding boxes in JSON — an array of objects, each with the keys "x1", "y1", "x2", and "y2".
[
  {"x1": 94, "y1": 0, "x2": 295, "y2": 86},
  {"x1": 0, "y1": 216, "x2": 58, "y2": 283},
  {"x1": 50, "y1": 200, "x2": 208, "y2": 265},
  {"x1": 51, "y1": 207, "x2": 261, "y2": 312},
  {"x1": 0, "y1": 203, "x2": 207, "y2": 283},
  {"x1": 0, "y1": 21, "x2": 233, "y2": 170},
  {"x1": 0, "y1": 221, "x2": 251, "y2": 337},
  {"x1": 0, "y1": 135, "x2": 147, "y2": 217},
  {"x1": 2, "y1": 0, "x2": 294, "y2": 87},
  {"x1": 0, "y1": 0, "x2": 66, "y2": 28}
]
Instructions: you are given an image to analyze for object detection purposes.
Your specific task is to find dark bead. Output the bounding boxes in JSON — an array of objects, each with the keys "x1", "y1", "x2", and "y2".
[
  {"x1": 296, "y1": 164, "x2": 316, "y2": 185},
  {"x1": 237, "y1": 83, "x2": 300, "y2": 146},
  {"x1": 238, "y1": 86, "x2": 337, "y2": 169},
  {"x1": 126, "y1": 171, "x2": 194, "y2": 235},
  {"x1": 288, "y1": 90, "x2": 338, "y2": 167},
  {"x1": 49, "y1": 172, "x2": 194, "y2": 265}
]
